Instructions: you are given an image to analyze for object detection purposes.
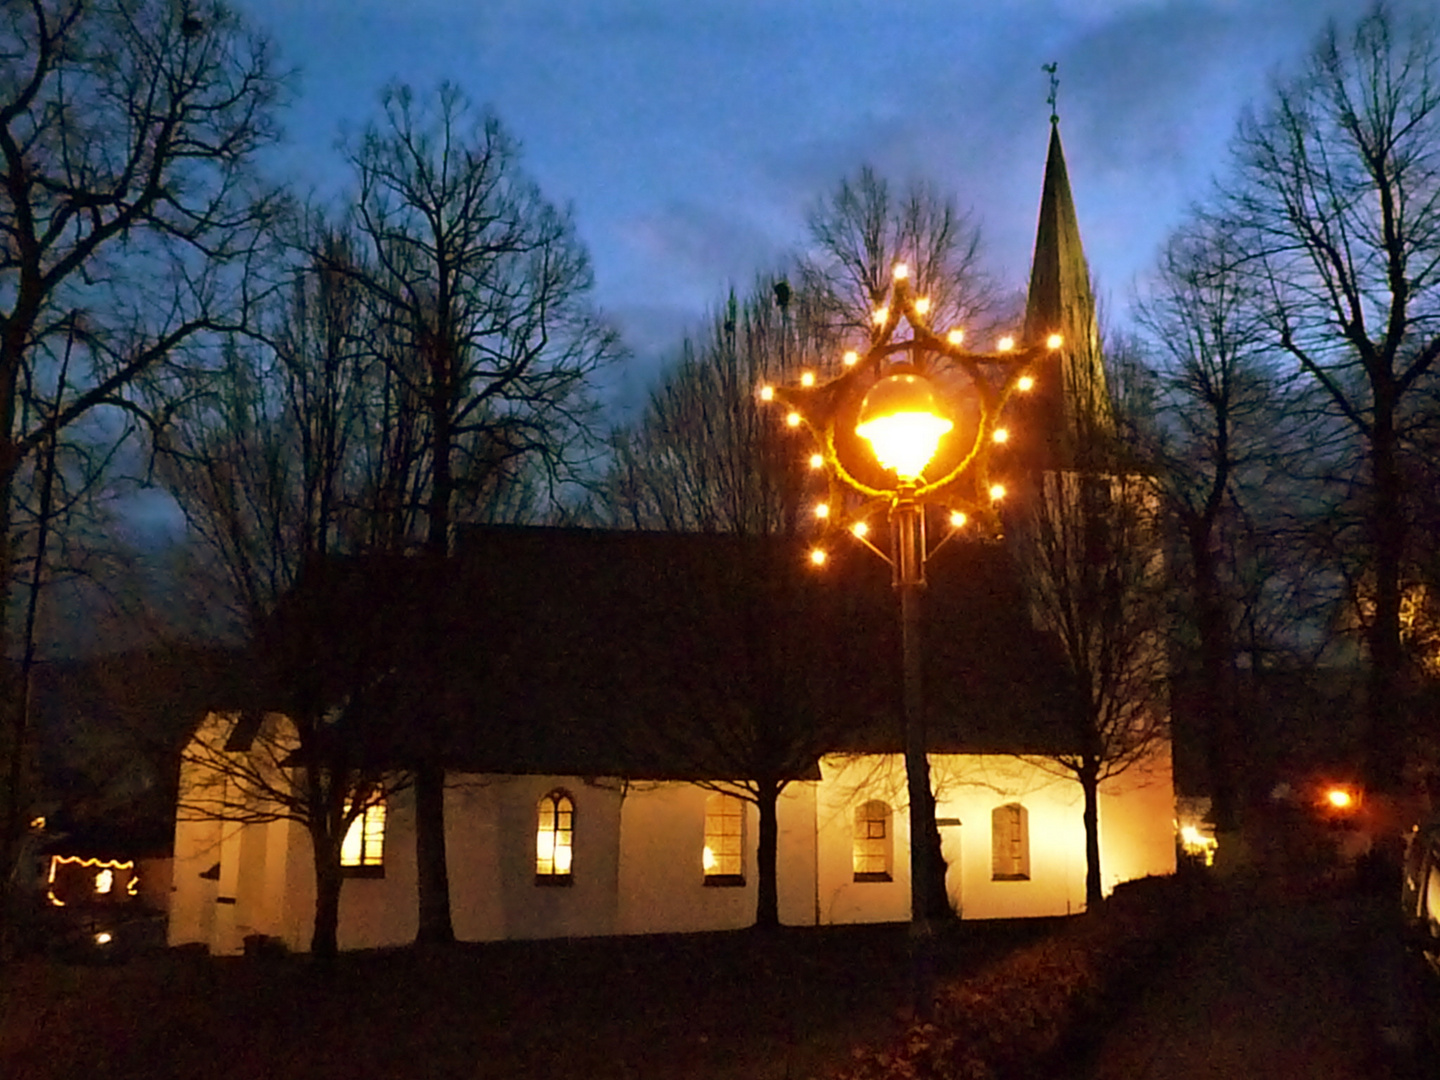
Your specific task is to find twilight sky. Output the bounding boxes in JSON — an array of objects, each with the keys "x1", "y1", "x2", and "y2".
[{"x1": 237, "y1": 0, "x2": 1422, "y2": 414}]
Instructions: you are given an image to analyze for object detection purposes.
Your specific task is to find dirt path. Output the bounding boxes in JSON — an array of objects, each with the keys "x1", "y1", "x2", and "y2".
[{"x1": 1078, "y1": 894, "x2": 1425, "y2": 1080}]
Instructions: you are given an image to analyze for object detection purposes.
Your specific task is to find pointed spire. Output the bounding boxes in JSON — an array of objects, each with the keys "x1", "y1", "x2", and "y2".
[{"x1": 1016, "y1": 118, "x2": 1110, "y2": 473}]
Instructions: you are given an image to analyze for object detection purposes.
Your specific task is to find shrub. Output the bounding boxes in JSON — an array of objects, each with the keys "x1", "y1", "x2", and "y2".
[{"x1": 829, "y1": 875, "x2": 1219, "y2": 1080}]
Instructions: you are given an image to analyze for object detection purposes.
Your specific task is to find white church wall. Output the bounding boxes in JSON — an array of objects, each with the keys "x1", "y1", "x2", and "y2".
[
  {"x1": 484, "y1": 775, "x2": 625, "y2": 941},
  {"x1": 170, "y1": 744, "x2": 1176, "y2": 954},
  {"x1": 616, "y1": 783, "x2": 754, "y2": 934},
  {"x1": 1097, "y1": 745, "x2": 1178, "y2": 892},
  {"x1": 815, "y1": 751, "x2": 1174, "y2": 923},
  {"x1": 932, "y1": 755, "x2": 1087, "y2": 919}
]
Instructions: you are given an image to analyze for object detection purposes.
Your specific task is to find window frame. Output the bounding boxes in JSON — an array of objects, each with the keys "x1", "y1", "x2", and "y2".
[
  {"x1": 991, "y1": 803, "x2": 1031, "y2": 881},
  {"x1": 702, "y1": 792, "x2": 746, "y2": 887},
  {"x1": 340, "y1": 801, "x2": 387, "y2": 879},
  {"x1": 852, "y1": 799, "x2": 894, "y2": 882},
  {"x1": 535, "y1": 789, "x2": 576, "y2": 886}
]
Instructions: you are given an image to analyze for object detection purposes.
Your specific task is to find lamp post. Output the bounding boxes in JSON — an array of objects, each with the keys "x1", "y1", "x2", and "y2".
[{"x1": 766, "y1": 263, "x2": 1059, "y2": 1016}]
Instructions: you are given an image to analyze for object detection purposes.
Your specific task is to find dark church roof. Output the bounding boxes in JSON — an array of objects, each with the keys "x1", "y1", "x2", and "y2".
[
  {"x1": 265, "y1": 527, "x2": 1078, "y2": 780},
  {"x1": 1011, "y1": 120, "x2": 1112, "y2": 473}
]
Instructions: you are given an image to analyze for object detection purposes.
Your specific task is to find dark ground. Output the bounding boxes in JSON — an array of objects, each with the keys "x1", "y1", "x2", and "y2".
[
  {"x1": 0, "y1": 917, "x2": 1058, "y2": 1080},
  {"x1": 1071, "y1": 890, "x2": 1429, "y2": 1080}
]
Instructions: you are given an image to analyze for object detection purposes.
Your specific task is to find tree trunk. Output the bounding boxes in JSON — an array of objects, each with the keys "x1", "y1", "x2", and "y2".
[
  {"x1": 310, "y1": 832, "x2": 343, "y2": 962},
  {"x1": 1192, "y1": 528, "x2": 1239, "y2": 831},
  {"x1": 754, "y1": 777, "x2": 780, "y2": 929},
  {"x1": 1367, "y1": 399, "x2": 1406, "y2": 794},
  {"x1": 413, "y1": 762, "x2": 454, "y2": 945},
  {"x1": 411, "y1": 339, "x2": 456, "y2": 947},
  {"x1": 1082, "y1": 763, "x2": 1102, "y2": 910}
]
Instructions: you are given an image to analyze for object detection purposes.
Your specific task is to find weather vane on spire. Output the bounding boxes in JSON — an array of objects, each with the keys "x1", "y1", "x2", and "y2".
[{"x1": 1043, "y1": 62, "x2": 1059, "y2": 124}]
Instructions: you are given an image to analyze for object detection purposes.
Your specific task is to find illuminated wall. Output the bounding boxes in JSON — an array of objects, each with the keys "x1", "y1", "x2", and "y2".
[
  {"x1": 170, "y1": 715, "x2": 1174, "y2": 954},
  {"x1": 814, "y1": 750, "x2": 1175, "y2": 922},
  {"x1": 614, "y1": 781, "x2": 815, "y2": 934}
]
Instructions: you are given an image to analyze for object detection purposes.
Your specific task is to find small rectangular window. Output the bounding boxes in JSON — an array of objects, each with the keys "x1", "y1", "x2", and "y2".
[
  {"x1": 991, "y1": 804, "x2": 1030, "y2": 881},
  {"x1": 703, "y1": 793, "x2": 745, "y2": 885},
  {"x1": 853, "y1": 800, "x2": 893, "y2": 882}
]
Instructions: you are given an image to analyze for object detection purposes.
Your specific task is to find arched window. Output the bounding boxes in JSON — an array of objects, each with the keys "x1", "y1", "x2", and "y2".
[
  {"x1": 341, "y1": 801, "x2": 386, "y2": 877},
  {"x1": 702, "y1": 792, "x2": 745, "y2": 886},
  {"x1": 536, "y1": 790, "x2": 574, "y2": 884},
  {"x1": 991, "y1": 803, "x2": 1030, "y2": 881},
  {"x1": 853, "y1": 800, "x2": 893, "y2": 882}
]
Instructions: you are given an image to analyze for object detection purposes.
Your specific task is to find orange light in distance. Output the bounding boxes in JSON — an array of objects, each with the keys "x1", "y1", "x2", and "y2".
[
  {"x1": 808, "y1": 453, "x2": 824, "y2": 469},
  {"x1": 914, "y1": 297, "x2": 931, "y2": 315},
  {"x1": 1046, "y1": 333, "x2": 1063, "y2": 349},
  {"x1": 800, "y1": 371, "x2": 816, "y2": 387},
  {"x1": 786, "y1": 412, "x2": 801, "y2": 427},
  {"x1": 809, "y1": 548, "x2": 828, "y2": 566},
  {"x1": 759, "y1": 385, "x2": 775, "y2": 401},
  {"x1": 872, "y1": 306, "x2": 889, "y2": 325},
  {"x1": 992, "y1": 428, "x2": 1009, "y2": 444},
  {"x1": 949, "y1": 511, "x2": 968, "y2": 528},
  {"x1": 814, "y1": 503, "x2": 830, "y2": 519},
  {"x1": 893, "y1": 263, "x2": 909, "y2": 281},
  {"x1": 1326, "y1": 788, "x2": 1353, "y2": 809},
  {"x1": 852, "y1": 521, "x2": 869, "y2": 538},
  {"x1": 997, "y1": 336, "x2": 1015, "y2": 352},
  {"x1": 947, "y1": 329, "x2": 964, "y2": 345},
  {"x1": 989, "y1": 483, "x2": 1007, "y2": 501},
  {"x1": 1017, "y1": 375, "x2": 1035, "y2": 392},
  {"x1": 843, "y1": 350, "x2": 859, "y2": 366}
]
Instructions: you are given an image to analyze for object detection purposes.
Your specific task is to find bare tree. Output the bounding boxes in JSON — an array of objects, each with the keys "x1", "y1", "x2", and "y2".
[
  {"x1": 798, "y1": 166, "x2": 1000, "y2": 342},
  {"x1": 332, "y1": 83, "x2": 622, "y2": 945},
  {"x1": 1132, "y1": 224, "x2": 1291, "y2": 830},
  {"x1": 159, "y1": 233, "x2": 413, "y2": 959},
  {"x1": 605, "y1": 278, "x2": 829, "y2": 928},
  {"x1": 1214, "y1": 3, "x2": 1440, "y2": 790},
  {"x1": 0, "y1": 0, "x2": 284, "y2": 941},
  {"x1": 1015, "y1": 462, "x2": 1171, "y2": 908},
  {"x1": 609, "y1": 278, "x2": 816, "y2": 535}
]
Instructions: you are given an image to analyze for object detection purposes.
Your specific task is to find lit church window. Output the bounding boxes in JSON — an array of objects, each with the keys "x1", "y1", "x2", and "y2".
[
  {"x1": 536, "y1": 790, "x2": 574, "y2": 883},
  {"x1": 702, "y1": 792, "x2": 745, "y2": 885},
  {"x1": 853, "y1": 800, "x2": 893, "y2": 882},
  {"x1": 341, "y1": 802, "x2": 386, "y2": 874}
]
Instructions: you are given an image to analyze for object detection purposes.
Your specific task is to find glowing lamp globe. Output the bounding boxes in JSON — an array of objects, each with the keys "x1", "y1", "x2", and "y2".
[{"x1": 854, "y1": 373, "x2": 953, "y2": 481}]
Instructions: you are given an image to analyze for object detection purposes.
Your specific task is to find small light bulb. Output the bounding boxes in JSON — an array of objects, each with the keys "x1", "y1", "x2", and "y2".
[
  {"x1": 1017, "y1": 375, "x2": 1035, "y2": 392},
  {"x1": 947, "y1": 329, "x2": 964, "y2": 345},
  {"x1": 786, "y1": 411, "x2": 801, "y2": 427},
  {"x1": 1046, "y1": 333, "x2": 1063, "y2": 349},
  {"x1": 800, "y1": 371, "x2": 816, "y2": 387},
  {"x1": 810, "y1": 548, "x2": 828, "y2": 566},
  {"x1": 914, "y1": 297, "x2": 931, "y2": 315},
  {"x1": 843, "y1": 350, "x2": 859, "y2": 366},
  {"x1": 997, "y1": 336, "x2": 1015, "y2": 352},
  {"x1": 893, "y1": 263, "x2": 909, "y2": 280},
  {"x1": 808, "y1": 453, "x2": 824, "y2": 469},
  {"x1": 94, "y1": 932, "x2": 113, "y2": 945},
  {"x1": 992, "y1": 428, "x2": 1009, "y2": 444},
  {"x1": 872, "y1": 306, "x2": 889, "y2": 326},
  {"x1": 814, "y1": 503, "x2": 830, "y2": 519},
  {"x1": 759, "y1": 385, "x2": 775, "y2": 402},
  {"x1": 950, "y1": 511, "x2": 968, "y2": 528},
  {"x1": 852, "y1": 521, "x2": 869, "y2": 538},
  {"x1": 989, "y1": 483, "x2": 1007, "y2": 501}
]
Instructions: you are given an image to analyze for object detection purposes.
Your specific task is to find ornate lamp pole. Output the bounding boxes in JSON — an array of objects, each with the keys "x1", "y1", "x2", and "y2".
[{"x1": 764, "y1": 262, "x2": 1059, "y2": 1012}]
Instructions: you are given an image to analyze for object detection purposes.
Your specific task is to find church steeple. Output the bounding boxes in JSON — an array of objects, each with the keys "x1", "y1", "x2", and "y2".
[{"x1": 1016, "y1": 119, "x2": 1109, "y2": 473}]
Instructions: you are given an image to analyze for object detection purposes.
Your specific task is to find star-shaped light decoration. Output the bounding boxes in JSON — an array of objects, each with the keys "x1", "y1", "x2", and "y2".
[{"x1": 762, "y1": 262, "x2": 1061, "y2": 572}]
